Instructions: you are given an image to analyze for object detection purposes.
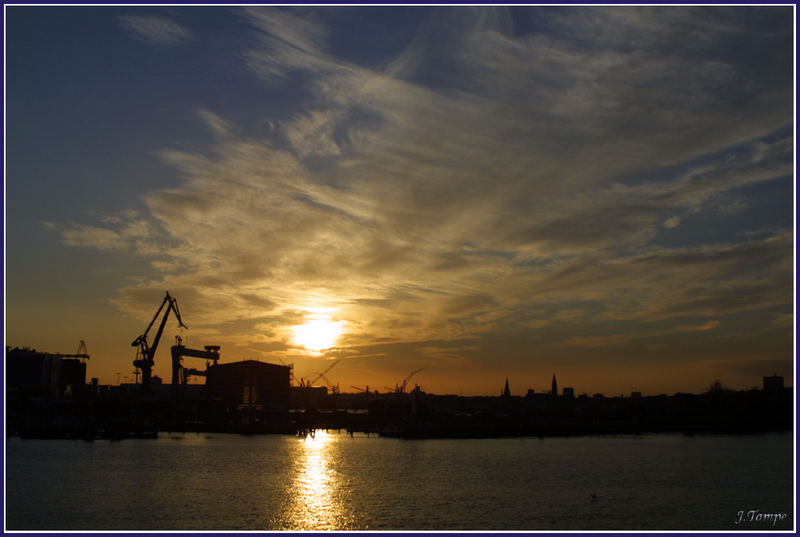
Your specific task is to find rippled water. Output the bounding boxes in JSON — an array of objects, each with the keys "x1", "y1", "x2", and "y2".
[{"x1": 5, "y1": 431, "x2": 794, "y2": 530}]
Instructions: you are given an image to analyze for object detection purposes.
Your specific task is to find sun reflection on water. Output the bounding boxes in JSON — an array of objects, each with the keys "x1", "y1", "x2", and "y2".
[{"x1": 286, "y1": 430, "x2": 353, "y2": 530}]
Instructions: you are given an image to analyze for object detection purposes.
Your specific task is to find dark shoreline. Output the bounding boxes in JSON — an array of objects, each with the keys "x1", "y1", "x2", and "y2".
[
  {"x1": 8, "y1": 413, "x2": 792, "y2": 441},
  {"x1": 8, "y1": 381, "x2": 793, "y2": 441}
]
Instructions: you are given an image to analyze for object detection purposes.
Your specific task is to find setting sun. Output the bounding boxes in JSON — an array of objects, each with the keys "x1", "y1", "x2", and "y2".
[{"x1": 292, "y1": 313, "x2": 345, "y2": 352}]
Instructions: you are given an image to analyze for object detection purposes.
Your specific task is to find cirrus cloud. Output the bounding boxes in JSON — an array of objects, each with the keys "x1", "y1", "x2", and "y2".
[
  {"x1": 119, "y1": 14, "x2": 192, "y2": 45},
  {"x1": 46, "y1": 7, "x2": 793, "y2": 389}
]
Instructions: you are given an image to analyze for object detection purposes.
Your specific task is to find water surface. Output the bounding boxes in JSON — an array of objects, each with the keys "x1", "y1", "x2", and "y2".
[{"x1": 5, "y1": 431, "x2": 793, "y2": 530}]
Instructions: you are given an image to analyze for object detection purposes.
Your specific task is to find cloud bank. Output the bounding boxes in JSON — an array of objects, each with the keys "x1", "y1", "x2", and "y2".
[{"x1": 50, "y1": 7, "x2": 793, "y2": 388}]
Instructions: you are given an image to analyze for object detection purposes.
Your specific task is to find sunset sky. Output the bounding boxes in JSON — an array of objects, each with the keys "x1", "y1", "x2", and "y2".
[{"x1": 5, "y1": 6, "x2": 794, "y2": 396}]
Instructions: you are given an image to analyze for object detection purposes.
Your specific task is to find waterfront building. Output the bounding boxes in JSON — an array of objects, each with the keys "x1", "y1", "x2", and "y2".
[
  {"x1": 206, "y1": 360, "x2": 291, "y2": 414},
  {"x1": 763, "y1": 374, "x2": 784, "y2": 392}
]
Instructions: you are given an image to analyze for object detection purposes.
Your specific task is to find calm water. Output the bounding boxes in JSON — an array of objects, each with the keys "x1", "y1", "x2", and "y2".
[{"x1": 5, "y1": 431, "x2": 794, "y2": 531}]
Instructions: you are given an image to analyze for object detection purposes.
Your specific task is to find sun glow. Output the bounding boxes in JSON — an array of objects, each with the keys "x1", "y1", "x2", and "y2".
[{"x1": 292, "y1": 312, "x2": 345, "y2": 352}]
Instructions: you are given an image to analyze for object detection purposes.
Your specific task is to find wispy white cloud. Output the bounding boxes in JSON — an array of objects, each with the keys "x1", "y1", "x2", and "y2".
[
  {"x1": 50, "y1": 7, "x2": 793, "y2": 374},
  {"x1": 119, "y1": 14, "x2": 192, "y2": 45},
  {"x1": 242, "y1": 7, "x2": 333, "y2": 79},
  {"x1": 44, "y1": 222, "x2": 125, "y2": 251},
  {"x1": 197, "y1": 109, "x2": 235, "y2": 138},
  {"x1": 44, "y1": 210, "x2": 159, "y2": 253}
]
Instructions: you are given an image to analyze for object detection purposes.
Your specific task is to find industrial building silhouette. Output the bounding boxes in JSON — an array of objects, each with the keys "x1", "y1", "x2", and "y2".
[{"x1": 6, "y1": 342, "x2": 793, "y2": 440}]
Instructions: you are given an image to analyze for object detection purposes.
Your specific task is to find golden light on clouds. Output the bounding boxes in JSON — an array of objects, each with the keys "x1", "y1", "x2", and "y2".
[
  {"x1": 20, "y1": 7, "x2": 793, "y2": 394},
  {"x1": 291, "y1": 309, "x2": 346, "y2": 353}
]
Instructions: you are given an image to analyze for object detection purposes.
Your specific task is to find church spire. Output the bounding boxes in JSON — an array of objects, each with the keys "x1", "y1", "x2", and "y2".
[
  {"x1": 551, "y1": 374, "x2": 558, "y2": 398},
  {"x1": 502, "y1": 377, "x2": 511, "y2": 398}
]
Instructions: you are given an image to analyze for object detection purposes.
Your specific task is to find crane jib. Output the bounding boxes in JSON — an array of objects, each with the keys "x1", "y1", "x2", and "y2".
[{"x1": 132, "y1": 291, "x2": 188, "y2": 393}]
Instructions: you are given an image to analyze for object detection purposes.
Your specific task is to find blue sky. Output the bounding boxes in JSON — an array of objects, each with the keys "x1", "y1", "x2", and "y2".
[{"x1": 5, "y1": 6, "x2": 794, "y2": 395}]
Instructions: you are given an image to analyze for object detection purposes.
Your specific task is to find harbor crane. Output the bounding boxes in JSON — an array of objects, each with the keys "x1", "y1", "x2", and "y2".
[
  {"x1": 54, "y1": 340, "x2": 90, "y2": 360},
  {"x1": 171, "y1": 335, "x2": 220, "y2": 400},
  {"x1": 132, "y1": 291, "x2": 186, "y2": 393},
  {"x1": 302, "y1": 359, "x2": 341, "y2": 388},
  {"x1": 315, "y1": 373, "x2": 340, "y2": 394},
  {"x1": 388, "y1": 368, "x2": 423, "y2": 394},
  {"x1": 403, "y1": 368, "x2": 423, "y2": 393}
]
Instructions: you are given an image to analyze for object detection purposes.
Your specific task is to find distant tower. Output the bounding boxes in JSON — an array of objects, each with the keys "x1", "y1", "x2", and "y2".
[
  {"x1": 763, "y1": 374, "x2": 784, "y2": 392},
  {"x1": 551, "y1": 374, "x2": 558, "y2": 398},
  {"x1": 502, "y1": 377, "x2": 511, "y2": 398}
]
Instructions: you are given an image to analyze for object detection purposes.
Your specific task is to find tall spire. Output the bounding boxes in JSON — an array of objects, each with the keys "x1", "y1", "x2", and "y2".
[
  {"x1": 502, "y1": 377, "x2": 511, "y2": 398},
  {"x1": 551, "y1": 374, "x2": 558, "y2": 398}
]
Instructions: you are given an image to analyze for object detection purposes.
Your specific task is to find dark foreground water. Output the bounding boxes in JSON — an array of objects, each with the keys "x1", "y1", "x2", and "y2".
[{"x1": 5, "y1": 431, "x2": 794, "y2": 531}]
